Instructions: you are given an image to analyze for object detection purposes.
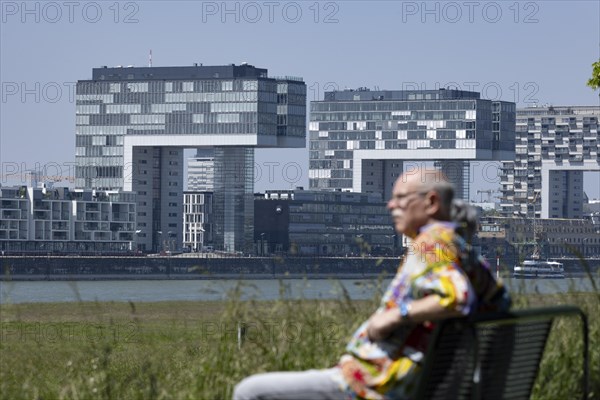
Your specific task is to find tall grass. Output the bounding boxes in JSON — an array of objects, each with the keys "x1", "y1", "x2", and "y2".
[{"x1": 0, "y1": 277, "x2": 597, "y2": 399}]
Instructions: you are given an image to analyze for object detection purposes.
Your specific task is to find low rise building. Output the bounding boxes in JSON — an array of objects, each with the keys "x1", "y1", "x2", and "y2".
[
  {"x1": 477, "y1": 216, "x2": 600, "y2": 264},
  {"x1": 255, "y1": 189, "x2": 394, "y2": 256},
  {"x1": 0, "y1": 186, "x2": 136, "y2": 254}
]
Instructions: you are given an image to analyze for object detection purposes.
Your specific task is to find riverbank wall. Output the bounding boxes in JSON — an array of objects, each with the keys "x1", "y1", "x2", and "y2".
[
  {"x1": 1, "y1": 256, "x2": 598, "y2": 281},
  {"x1": 1, "y1": 256, "x2": 401, "y2": 280}
]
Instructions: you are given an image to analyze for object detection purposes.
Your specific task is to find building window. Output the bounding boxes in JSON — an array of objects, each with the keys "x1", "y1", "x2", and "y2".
[{"x1": 222, "y1": 81, "x2": 233, "y2": 91}]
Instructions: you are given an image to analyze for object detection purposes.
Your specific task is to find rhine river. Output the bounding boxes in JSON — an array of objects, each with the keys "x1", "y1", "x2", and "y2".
[{"x1": 0, "y1": 277, "x2": 597, "y2": 304}]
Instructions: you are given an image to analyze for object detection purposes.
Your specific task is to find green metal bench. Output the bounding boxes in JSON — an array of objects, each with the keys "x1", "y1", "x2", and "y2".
[{"x1": 414, "y1": 305, "x2": 589, "y2": 400}]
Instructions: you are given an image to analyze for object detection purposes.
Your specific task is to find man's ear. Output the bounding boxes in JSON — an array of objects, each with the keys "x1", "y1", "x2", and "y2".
[{"x1": 425, "y1": 192, "x2": 440, "y2": 216}]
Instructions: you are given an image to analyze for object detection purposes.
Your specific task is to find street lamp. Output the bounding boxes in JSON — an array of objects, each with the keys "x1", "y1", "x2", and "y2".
[
  {"x1": 355, "y1": 234, "x2": 364, "y2": 256},
  {"x1": 563, "y1": 238, "x2": 571, "y2": 258},
  {"x1": 133, "y1": 229, "x2": 142, "y2": 253},
  {"x1": 197, "y1": 224, "x2": 205, "y2": 254},
  {"x1": 582, "y1": 237, "x2": 590, "y2": 258},
  {"x1": 260, "y1": 232, "x2": 266, "y2": 256},
  {"x1": 156, "y1": 230, "x2": 163, "y2": 253},
  {"x1": 385, "y1": 234, "x2": 397, "y2": 256},
  {"x1": 167, "y1": 231, "x2": 175, "y2": 253},
  {"x1": 319, "y1": 233, "x2": 330, "y2": 256}
]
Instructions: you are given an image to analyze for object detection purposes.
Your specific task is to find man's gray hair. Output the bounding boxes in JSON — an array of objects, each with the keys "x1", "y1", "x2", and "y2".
[
  {"x1": 451, "y1": 199, "x2": 479, "y2": 241},
  {"x1": 409, "y1": 169, "x2": 478, "y2": 239},
  {"x1": 417, "y1": 170, "x2": 455, "y2": 215}
]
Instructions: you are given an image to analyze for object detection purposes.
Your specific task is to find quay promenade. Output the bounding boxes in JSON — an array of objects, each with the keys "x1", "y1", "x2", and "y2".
[
  {"x1": 0, "y1": 255, "x2": 401, "y2": 281},
  {"x1": 1, "y1": 255, "x2": 598, "y2": 281}
]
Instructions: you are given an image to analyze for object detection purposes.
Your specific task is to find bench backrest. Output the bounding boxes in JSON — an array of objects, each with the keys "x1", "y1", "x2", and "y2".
[{"x1": 413, "y1": 306, "x2": 588, "y2": 400}]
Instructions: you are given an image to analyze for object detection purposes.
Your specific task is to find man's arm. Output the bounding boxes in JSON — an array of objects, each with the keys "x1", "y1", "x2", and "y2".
[{"x1": 366, "y1": 295, "x2": 464, "y2": 342}]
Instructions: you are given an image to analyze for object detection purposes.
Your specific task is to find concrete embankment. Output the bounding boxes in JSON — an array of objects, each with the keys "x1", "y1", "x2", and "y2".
[
  {"x1": 1, "y1": 256, "x2": 597, "y2": 281},
  {"x1": 0, "y1": 256, "x2": 400, "y2": 281}
]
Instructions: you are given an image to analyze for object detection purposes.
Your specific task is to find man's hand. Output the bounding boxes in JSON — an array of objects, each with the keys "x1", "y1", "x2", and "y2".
[
  {"x1": 366, "y1": 308, "x2": 402, "y2": 342},
  {"x1": 366, "y1": 295, "x2": 464, "y2": 342}
]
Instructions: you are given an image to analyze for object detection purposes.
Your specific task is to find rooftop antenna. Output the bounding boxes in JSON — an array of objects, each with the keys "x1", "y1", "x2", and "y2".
[{"x1": 148, "y1": 49, "x2": 152, "y2": 67}]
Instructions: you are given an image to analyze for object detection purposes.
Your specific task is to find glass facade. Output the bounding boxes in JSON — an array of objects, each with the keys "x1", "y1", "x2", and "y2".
[
  {"x1": 75, "y1": 78, "x2": 269, "y2": 190},
  {"x1": 213, "y1": 147, "x2": 255, "y2": 253},
  {"x1": 309, "y1": 89, "x2": 515, "y2": 200},
  {"x1": 75, "y1": 65, "x2": 306, "y2": 252},
  {"x1": 187, "y1": 148, "x2": 215, "y2": 191},
  {"x1": 255, "y1": 190, "x2": 394, "y2": 256}
]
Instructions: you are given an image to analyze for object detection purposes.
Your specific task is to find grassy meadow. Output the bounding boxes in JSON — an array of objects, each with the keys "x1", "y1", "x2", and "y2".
[{"x1": 0, "y1": 279, "x2": 598, "y2": 399}]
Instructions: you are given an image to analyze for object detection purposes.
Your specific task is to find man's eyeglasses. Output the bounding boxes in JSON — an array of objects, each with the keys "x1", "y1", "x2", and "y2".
[{"x1": 389, "y1": 191, "x2": 429, "y2": 208}]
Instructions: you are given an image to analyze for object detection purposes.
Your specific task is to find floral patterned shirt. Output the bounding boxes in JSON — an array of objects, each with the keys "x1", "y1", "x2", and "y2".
[{"x1": 335, "y1": 222, "x2": 501, "y2": 400}]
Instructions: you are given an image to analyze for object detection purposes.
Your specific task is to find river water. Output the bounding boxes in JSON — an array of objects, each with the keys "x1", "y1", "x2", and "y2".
[{"x1": 0, "y1": 277, "x2": 596, "y2": 304}]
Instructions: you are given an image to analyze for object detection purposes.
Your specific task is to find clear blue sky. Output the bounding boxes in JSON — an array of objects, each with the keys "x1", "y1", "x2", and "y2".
[{"x1": 1, "y1": 0, "x2": 599, "y2": 199}]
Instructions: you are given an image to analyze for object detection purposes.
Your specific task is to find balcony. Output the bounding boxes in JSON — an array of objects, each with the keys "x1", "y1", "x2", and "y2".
[
  {"x1": 84, "y1": 212, "x2": 100, "y2": 221},
  {"x1": 51, "y1": 221, "x2": 69, "y2": 231},
  {"x1": 569, "y1": 155, "x2": 584, "y2": 162}
]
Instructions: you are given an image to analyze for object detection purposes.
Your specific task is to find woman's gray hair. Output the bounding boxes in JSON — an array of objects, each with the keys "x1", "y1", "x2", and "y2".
[{"x1": 451, "y1": 199, "x2": 478, "y2": 241}]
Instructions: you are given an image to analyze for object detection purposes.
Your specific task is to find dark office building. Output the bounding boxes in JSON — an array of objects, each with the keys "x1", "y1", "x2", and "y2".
[{"x1": 254, "y1": 190, "x2": 394, "y2": 256}]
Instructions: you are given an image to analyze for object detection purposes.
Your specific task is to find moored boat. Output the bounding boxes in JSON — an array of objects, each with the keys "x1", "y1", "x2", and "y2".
[{"x1": 513, "y1": 259, "x2": 565, "y2": 279}]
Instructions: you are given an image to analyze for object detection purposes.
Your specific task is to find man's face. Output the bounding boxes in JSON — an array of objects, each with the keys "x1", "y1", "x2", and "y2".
[{"x1": 386, "y1": 175, "x2": 430, "y2": 238}]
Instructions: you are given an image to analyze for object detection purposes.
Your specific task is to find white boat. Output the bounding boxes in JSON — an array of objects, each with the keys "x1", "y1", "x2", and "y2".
[{"x1": 513, "y1": 259, "x2": 565, "y2": 279}]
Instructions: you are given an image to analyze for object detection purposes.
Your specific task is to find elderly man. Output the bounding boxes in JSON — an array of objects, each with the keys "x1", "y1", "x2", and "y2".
[{"x1": 234, "y1": 168, "x2": 508, "y2": 400}]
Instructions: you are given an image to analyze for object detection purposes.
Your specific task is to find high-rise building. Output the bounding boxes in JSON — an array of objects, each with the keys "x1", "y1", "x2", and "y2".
[
  {"x1": 309, "y1": 89, "x2": 515, "y2": 201},
  {"x1": 187, "y1": 148, "x2": 214, "y2": 191},
  {"x1": 500, "y1": 106, "x2": 599, "y2": 219},
  {"x1": 75, "y1": 64, "x2": 306, "y2": 252}
]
